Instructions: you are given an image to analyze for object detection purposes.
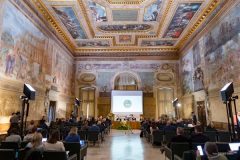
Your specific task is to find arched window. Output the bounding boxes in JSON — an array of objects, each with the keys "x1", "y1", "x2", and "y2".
[{"x1": 114, "y1": 73, "x2": 138, "y2": 90}]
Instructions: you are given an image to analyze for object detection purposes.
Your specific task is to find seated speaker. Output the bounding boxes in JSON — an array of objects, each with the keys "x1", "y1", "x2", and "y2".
[
  {"x1": 23, "y1": 84, "x2": 36, "y2": 100},
  {"x1": 220, "y1": 82, "x2": 234, "y2": 102}
]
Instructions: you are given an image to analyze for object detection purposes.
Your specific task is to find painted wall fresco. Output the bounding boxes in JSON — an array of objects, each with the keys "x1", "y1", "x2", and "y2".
[
  {"x1": 164, "y1": 3, "x2": 201, "y2": 38},
  {"x1": 0, "y1": 1, "x2": 74, "y2": 117},
  {"x1": 88, "y1": 1, "x2": 107, "y2": 22},
  {"x1": 144, "y1": 0, "x2": 162, "y2": 21},
  {"x1": 76, "y1": 40, "x2": 110, "y2": 47},
  {"x1": 181, "y1": 51, "x2": 193, "y2": 94},
  {"x1": 119, "y1": 35, "x2": 131, "y2": 43},
  {"x1": 141, "y1": 40, "x2": 175, "y2": 46},
  {"x1": 98, "y1": 24, "x2": 151, "y2": 32},
  {"x1": 52, "y1": 7, "x2": 87, "y2": 39}
]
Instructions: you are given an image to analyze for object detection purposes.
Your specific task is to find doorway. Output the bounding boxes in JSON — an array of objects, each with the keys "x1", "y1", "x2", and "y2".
[
  {"x1": 48, "y1": 101, "x2": 56, "y2": 122},
  {"x1": 197, "y1": 101, "x2": 207, "y2": 127}
]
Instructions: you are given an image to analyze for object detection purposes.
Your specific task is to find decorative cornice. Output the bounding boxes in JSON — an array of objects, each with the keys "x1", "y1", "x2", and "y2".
[
  {"x1": 176, "y1": 0, "x2": 220, "y2": 48},
  {"x1": 31, "y1": 0, "x2": 75, "y2": 51},
  {"x1": 106, "y1": 0, "x2": 146, "y2": 5}
]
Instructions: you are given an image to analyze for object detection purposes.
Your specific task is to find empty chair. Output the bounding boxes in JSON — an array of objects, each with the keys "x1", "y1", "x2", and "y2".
[
  {"x1": 22, "y1": 149, "x2": 43, "y2": 160},
  {"x1": 218, "y1": 131, "x2": 231, "y2": 142},
  {"x1": 165, "y1": 142, "x2": 191, "y2": 160},
  {"x1": 0, "y1": 149, "x2": 16, "y2": 160},
  {"x1": 43, "y1": 151, "x2": 77, "y2": 160},
  {"x1": 216, "y1": 142, "x2": 230, "y2": 153}
]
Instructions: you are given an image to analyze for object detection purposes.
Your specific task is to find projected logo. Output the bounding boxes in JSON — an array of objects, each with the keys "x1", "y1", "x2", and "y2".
[{"x1": 123, "y1": 99, "x2": 132, "y2": 108}]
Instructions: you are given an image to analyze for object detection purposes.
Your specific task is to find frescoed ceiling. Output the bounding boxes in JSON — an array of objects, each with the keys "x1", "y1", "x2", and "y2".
[{"x1": 29, "y1": 0, "x2": 227, "y2": 58}]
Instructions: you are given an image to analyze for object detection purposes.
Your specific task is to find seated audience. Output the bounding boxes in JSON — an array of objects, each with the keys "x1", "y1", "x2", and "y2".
[
  {"x1": 24, "y1": 127, "x2": 37, "y2": 142},
  {"x1": 26, "y1": 132, "x2": 44, "y2": 150},
  {"x1": 43, "y1": 130, "x2": 65, "y2": 151},
  {"x1": 163, "y1": 121, "x2": 176, "y2": 132},
  {"x1": 27, "y1": 120, "x2": 35, "y2": 132},
  {"x1": 191, "y1": 125, "x2": 209, "y2": 143},
  {"x1": 5, "y1": 127, "x2": 22, "y2": 143},
  {"x1": 196, "y1": 142, "x2": 228, "y2": 160},
  {"x1": 88, "y1": 122, "x2": 100, "y2": 132},
  {"x1": 64, "y1": 127, "x2": 80, "y2": 142}
]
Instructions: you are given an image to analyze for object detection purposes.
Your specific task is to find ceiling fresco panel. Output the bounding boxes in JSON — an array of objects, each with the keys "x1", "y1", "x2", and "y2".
[
  {"x1": 52, "y1": 6, "x2": 87, "y2": 39},
  {"x1": 163, "y1": 3, "x2": 202, "y2": 38},
  {"x1": 98, "y1": 24, "x2": 151, "y2": 32},
  {"x1": 76, "y1": 40, "x2": 110, "y2": 47},
  {"x1": 141, "y1": 40, "x2": 176, "y2": 46},
  {"x1": 88, "y1": 0, "x2": 107, "y2": 22},
  {"x1": 144, "y1": 0, "x2": 162, "y2": 22}
]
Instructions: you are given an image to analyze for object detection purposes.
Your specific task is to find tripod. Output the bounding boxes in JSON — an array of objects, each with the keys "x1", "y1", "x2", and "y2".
[{"x1": 20, "y1": 96, "x2": 29, "y2": 138}]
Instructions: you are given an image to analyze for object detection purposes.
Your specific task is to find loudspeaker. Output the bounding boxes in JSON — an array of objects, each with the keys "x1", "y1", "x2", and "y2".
[
  {"x1": 23, "y1": 84, "x2": 36, "y2": 100},
  {"x1": 220, "y1": 82, "x2": 234, "y2": 102}
]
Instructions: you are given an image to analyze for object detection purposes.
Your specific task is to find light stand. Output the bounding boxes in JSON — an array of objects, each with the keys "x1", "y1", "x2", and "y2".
[
  {"x1": 20, "y1": 84, "x2": 35, "y2": 138},
  {"x1": 232, "y1": 96, "x2": 240, "y2": 140},
  {"x1": 172, "y1": 98, "x2": 180, "y2": 119},
  {"x1": 220, "y1": 82, "x2": 237, "y2": 141}
]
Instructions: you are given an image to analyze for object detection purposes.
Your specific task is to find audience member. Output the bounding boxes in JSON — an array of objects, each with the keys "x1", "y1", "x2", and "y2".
[
  {"x1": 27, "y1": 120, "x2": 35, "y2": 132},
  {"x1": 26, "y1": 132, "x2": 44, "y2": 150},
  {"x1": 64, "y1": 127, "x2": 80, "y2": 142},
  {"x1": 196, "y1": 142, "x2": 228, "y2": 160},
  {"x1": 191, "y1": 125, "x2": 209, "y2": 143},
  {"x1": 43, "y1": 130, "x2": 65, "y2": 151},
  {"x1": 24, "y1": 127, "x2": 37, "y2": 142},
  {"x1": 5, "y1": 127, "x2": 22, "y2": 143},
  {"x1": 89, "y1": 121, "x2": 100, "y2": 132},
  {"x1": 170, "y1": 127, "x2": 189, "y2": 143}
]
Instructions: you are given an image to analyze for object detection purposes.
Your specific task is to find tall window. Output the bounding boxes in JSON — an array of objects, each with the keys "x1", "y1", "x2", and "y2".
[{"x1": 157, "y1": 87, "x2": 174, "y2": 118}]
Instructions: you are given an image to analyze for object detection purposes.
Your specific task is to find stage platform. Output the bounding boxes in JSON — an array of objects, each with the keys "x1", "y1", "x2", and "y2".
[{"x1": 112, "y1": 121, "x2": 141, "y2": 129}]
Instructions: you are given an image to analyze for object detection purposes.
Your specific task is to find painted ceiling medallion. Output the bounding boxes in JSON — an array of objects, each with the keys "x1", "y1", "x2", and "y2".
[{"x1": 98, "y1": 24, "x2": 151, "y2": 32}]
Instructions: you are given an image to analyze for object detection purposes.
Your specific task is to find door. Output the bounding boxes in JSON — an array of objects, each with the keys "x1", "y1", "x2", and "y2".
[
  {"x1": 48, "y1": 101, "x2": 56, "y2": 122},
  {"x1": 197, "y1": 101, "x2": 207, "y2": 127}
]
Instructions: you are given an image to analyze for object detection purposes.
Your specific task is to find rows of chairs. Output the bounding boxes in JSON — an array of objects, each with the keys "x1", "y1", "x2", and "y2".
[
  {"x1": 0, "y1": 141, "x2": 87, "y2": 160},
  {"x1": 144, "y1": 129, "x2": 232, "y2": 146}
]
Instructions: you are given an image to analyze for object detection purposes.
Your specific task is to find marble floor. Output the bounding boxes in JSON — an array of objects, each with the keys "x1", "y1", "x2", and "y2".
[{"x1": 85, "y1": 129, "x2": 165, "y2": 160}]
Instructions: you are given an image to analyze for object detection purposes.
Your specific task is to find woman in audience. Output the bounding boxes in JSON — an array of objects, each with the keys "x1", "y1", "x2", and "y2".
[
  {"x1": 5, "y1": 127, "x2": 22, "y2": 143},
  {"x1": 64, "y1": 127, "x2": 80, "y2": 142},
  {"x1": 26, "y1": 132, "x2": 43, "y2": 150},
  {"x1": 43, "y1": 129, "x2": 65, "y2": 151},
  {"x1": 196, "y1": 142, "x2": 228, "y2": 160},
  {"x1": 24, "y1": 127, "x2": 37, "y2": 142}
]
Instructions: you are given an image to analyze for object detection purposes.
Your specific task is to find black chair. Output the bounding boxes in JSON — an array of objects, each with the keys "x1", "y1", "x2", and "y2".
[
  {"x1": 64, "y1": 142, "x2": 87, "y2": 160},
  {"x1": 165, "y1": 143, "x2": 191, "y2": 160},
  {"x1": 21, "y1": 141, "x2": 29, "y2": 148},
  {"x1": 43, "y1": 151, "x2": 77, "y2": 160},
  {"x1": 174, "y1": 150, "x2": 196, "y2": 160},
  {"x1": 164, "y1": 131, "x2": 176, "y2": 144},
  {"x1": 204, "y1": 131, "x2": 217, "y2": 142},
  {"x1": 216, "y1": 142, "x2": 230, "y2": 153},
  {"x1": 0, "y1": 149, "x2": 16, "y2": 160},
  {"x1": 78, "y1": 131, "x2": 87, "y2": 140},
  {"x1": 218, "y1": 131, "x2": 231, "y2": 142},
  {"x1": 22, "y1": 149, "x2": 43, "y2": 160},
  {"x1": 0, "y1": 141, "x2": 19, "y2": 149},
  {"x1": 87, "y1": 131, "x2": 101, "y2": 145},
  {"x1": 151, "y1": 130, "x2": 164, "y2": 145}
]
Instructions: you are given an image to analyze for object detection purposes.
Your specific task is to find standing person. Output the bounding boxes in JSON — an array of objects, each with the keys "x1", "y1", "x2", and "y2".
[{"x1": 192, "y1": 112, "x2": 197, "y2": 125}]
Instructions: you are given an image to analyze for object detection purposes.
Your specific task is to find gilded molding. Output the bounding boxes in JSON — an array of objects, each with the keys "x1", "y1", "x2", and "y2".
[
  {"x1": 77, "y1": 0, "x2": 95, "y2": 37},
  {"x1": 176, "y1": 0, "x2": 220, "y2": 48},
  {"x1": 106, "y1": 0, "x2": 146, "y2": 5},
  {"x1": 32, "y1": 0, "x2": 75, "y2": 51}
]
